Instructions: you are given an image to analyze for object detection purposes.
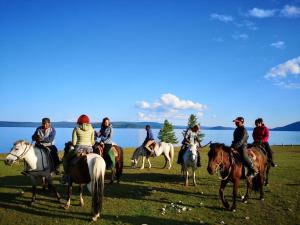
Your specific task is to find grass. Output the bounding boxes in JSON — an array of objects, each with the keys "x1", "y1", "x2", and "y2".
[{"x1": 0, "y1": 146, "x2": 299, "y2": 225}]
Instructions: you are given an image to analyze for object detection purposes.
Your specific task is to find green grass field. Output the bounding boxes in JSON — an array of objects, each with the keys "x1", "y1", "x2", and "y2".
[{"x1": 0, "y1": 146, "x2": 299, "y2": 225}]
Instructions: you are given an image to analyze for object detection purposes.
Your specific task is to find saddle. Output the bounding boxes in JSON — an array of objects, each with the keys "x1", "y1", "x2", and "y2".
[
  {"x1": 69, "y1": 154, "x2": 91, "y2": 183},
  {"x1": 94, "y1": 144, "x2": 118, "y2": 157},
  {"x1": 230, "y1": 148, "x2": 257, "y2": 178}
]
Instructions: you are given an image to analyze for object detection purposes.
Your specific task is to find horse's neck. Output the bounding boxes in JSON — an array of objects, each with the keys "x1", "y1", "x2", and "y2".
[
  {"x1": 133, "y1": 147, "x2": 143, "y2": 159},
  {"x1": 220, "y1": 149, "x2": 231, "y2": 168},
  {"x1": 23, "y1": 146, "x2": 39, "y2": 170}
]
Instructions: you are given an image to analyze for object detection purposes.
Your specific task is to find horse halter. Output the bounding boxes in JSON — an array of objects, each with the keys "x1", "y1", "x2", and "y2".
[
  {"x1": 214, "y1": 149, "x2": 232, "y2": 181},
  {"x1": 7, "y1": 143, "x2": 31, "y2": 162}
]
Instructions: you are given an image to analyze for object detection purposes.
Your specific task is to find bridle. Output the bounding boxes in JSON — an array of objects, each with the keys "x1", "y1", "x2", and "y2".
[
  {"x1": 213, "y1": 148, "x2": 232, "y2": 181},
  {"x1": 7, "y1": 143, "x2": 31, "y2": 163}
]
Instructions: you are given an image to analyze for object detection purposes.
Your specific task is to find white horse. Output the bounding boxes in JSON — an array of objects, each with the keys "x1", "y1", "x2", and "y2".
[
  {"x1": 131, "y1": 142, "x2": 174, "y2": 170},
  {"x1": 182, "y1": 144, "x2": 199, "y2": 186},
  {"x1": 4, "y1": 140, "x2": 61, "y2": 205}
]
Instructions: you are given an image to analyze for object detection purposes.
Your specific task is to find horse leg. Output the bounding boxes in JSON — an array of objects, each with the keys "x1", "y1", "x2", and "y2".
[
  {"x1": 243, "y1": 177, "x2": 252, "y2": 203},
  {"x1": 162, "y1": 155, "x2": 168, "y2": 169},
  {"x1": 219, "y1": 179, "x2": 230, "y2": 209},
  {"x1": 265, "y1": 164, "x2": 270, "y2": 186},
  {"x1": 46, "y1": 175, "x2": 61, "y2": 203},
  {"x1": 42, "y1": 177, "x2": 47, "y2": 193},
  {"x1": 29, "y1": 176, "x2": 37, "y2": 206},
  {"x1": 185, "y1": 169, "x2": 189, "y2": 186},
  {"x1": 231, "y1": 179, "x2": 240, "y2": 211},
  {"x1": 147, "y1": 157, "x2": 152, "y2": 169},
  {"x1": 64, "y1": 180, "x2": 73, "y2": 210},
  {"x1": 109, "y1": 168, "x2": 116, "y2": 184},
  {"x1": 259, "y1": 173, "x2": 265, "y2": 201},
  {"x1": 79, "y1": 184, "x2": 84, "y2": 207},
  {"x1": 140, "y1": 156, "x2": 145, "y2": 170},
  {"x1": 193, "y1": 168, "x2": 197, "y2": 186},
  {"x1": 164, "y1": 154, "x2": 171, "y2": 169}
]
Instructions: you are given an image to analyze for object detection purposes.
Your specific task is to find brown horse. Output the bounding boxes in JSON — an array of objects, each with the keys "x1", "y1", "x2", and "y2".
[
  {"x1": 63, "y1": 142, "x2": 106, "y2": 222},
  {"x1": 93, "y1": 141, "x2": 123, "y2": 184},
  {"x1": 207, "y1": 143, "x2": 268, "y2": 211}
]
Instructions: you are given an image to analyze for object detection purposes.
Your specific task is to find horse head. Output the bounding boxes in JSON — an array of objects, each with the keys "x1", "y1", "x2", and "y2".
[
  {"x1": 93, "y1": 142, "x2": 104, "y2": 156},
  {"x1": 131, "y1": 146, "x2": 142, "y2": 168},
  {"x1": 207, "y1": 143, "x2": 230, "y2": 174},
  {"x1": 5, "y1": 140, "x2": 32, "y2": 166},
  {"x1": 64, "y1": 141, "x2": 74, "y2": 156},
  {"x1": 185, "y1": 144, "x2": 198, "y2": 162}
]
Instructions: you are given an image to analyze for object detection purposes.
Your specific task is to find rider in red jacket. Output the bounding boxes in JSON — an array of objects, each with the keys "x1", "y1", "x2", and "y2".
[{"x1": 252, "y1": 118, "x2": 276, "y2": 167}]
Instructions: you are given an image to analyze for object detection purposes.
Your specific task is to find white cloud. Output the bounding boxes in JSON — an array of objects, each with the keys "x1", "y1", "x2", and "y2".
[
  {"x1": 136, "y1": 93, "x2": 207, "y2": 122},
  {"x1": 160, "y1": 93, "x2": 206, "y2": 111},
  {"x1": 281, "y1": 5, "x2": 300, "y2": 18},
  {"x1": 232, "y1": 33, "x2": 248, "y2": 40},
  {"x1": 270, "y1": 41, "x2": 286, "y2": 49},
  {"x1": 265, "y1": 56, "x2": 300, "y2": 89},
  {"x1": 135, "y1": 101, "x2": 151, "y2": 109},
  {"x1": 265, "y1": 56, "x2": 300, "y2": 79},
  {"x1": 248, "y1": 8, "x2": 276, "y2": 18},
  {"x1": 210, "y1": 13, "x2": 234, "y2": 23}
]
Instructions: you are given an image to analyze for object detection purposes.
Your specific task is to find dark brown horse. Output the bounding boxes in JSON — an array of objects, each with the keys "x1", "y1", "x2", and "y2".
[
  {"x1": 207, "y1": 143, "x2": 268, "y2": 211},
  {"x1": 93, "y1": 141, "x2": 123, "y2": 184},
  {"x1": 63, "y1": 142, "x2": 105, "y2": 222}
]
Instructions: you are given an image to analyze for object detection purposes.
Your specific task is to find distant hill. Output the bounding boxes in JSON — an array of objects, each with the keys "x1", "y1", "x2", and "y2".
[
  {"x1": 0, "y1": 121, "x2": 299, "y2": 131},
  {"x1": 271, "y1": 121, "x2": 300, "y2": 131},
  {"x1": 0, "y1": 121, "x2": 185, "y2": 129}
]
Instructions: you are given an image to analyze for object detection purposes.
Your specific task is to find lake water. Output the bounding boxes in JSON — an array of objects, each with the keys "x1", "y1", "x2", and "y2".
[{"x1": 0, "y1": 127, "x2": 300, "y2": 153}]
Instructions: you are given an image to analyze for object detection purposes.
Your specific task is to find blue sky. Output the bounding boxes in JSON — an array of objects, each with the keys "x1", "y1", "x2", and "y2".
[{"x1": 0, "y1": 0, "x2": 299, "y2": 128}]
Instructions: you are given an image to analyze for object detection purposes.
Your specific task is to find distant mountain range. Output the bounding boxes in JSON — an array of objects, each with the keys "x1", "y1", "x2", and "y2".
[{"x1": 0, "y1": 121, "x2": 299, "y2": 131}]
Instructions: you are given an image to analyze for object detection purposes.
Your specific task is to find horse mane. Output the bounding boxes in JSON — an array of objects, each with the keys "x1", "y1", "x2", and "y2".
[
  {"x1": 210, "y1": 143, "x2": 230, "y2": 151},
  {"x1": 14, "y1": 140, "x2": 31, "y2": 146}
]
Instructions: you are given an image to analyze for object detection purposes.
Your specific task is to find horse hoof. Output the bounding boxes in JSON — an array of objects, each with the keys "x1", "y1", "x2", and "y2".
[
  {"x1": 63, "y1": 205, "x2": 70, "y2": 210},
  {"x1": 29, "y1": 201, "x2": 35, "y2": 206},
  {"x1": 91, "y1": 213, "x2": 100, "y2": 222},
  {"x1": 260, "y1": 198, "x2": 265, "y2": 201},
  {"x1": 243, "y1": 200, "x2": 248, "y2": 204}
]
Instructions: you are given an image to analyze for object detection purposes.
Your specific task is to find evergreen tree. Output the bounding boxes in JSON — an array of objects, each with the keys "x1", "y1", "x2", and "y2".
[
  {"x1": 182, "y1": 114, "x2": 205, "y2": 143},
  {"x1": 158, "y1": 120, "x2": 178, "y2": 144}
]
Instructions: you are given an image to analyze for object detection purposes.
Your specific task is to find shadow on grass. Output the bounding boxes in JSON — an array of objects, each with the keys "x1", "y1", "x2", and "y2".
[{"x1": 103, "y1": 214, "x2": 212, "y2": 225}]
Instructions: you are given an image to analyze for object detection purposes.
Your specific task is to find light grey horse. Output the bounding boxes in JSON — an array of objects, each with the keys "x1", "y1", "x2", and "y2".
[
  {"x1": 182, "y1": 144, "x2": 198, "y2": 186},
  {"x1": 131, "y1": 142, "x2": 174, "y2": 170},
  {"x1": 4, "y1": 140, "x2": 61, "y2": 205}
]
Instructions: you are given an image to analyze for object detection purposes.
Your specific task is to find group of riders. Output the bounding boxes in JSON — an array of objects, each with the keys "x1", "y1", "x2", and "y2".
[{"x1": 29, "y1": 115, "x2": 276, "y2": 180}]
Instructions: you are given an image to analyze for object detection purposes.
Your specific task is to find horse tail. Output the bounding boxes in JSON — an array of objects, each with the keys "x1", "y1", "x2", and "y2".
[
  {"x1": 251, "y1": 174, "x2": 261, "y2": 192},
  {"x1": 115, "y1": 147, "x2": 123, "y2": 182},
  {"x1": 92, "y1": 156, "x2": 105, "y2": 216}
]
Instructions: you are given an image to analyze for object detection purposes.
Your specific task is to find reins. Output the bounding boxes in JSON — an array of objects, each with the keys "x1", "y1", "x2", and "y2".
[{"x1": 215, "y1": 149, "x2": 233, "y2": 181}]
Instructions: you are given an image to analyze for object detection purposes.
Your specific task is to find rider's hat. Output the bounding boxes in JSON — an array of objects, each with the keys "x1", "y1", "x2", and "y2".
[
  {"x1": 233, "y1": 117, "x2": 244, "y2": 123},
  {"x1": 77, "y1": 114, "x2": 90, "y2": 124}
]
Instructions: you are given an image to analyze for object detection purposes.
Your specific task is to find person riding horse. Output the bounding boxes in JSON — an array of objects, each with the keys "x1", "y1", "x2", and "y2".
[
  {"x1": 231, "y1": 117, "x2": 256, "y2": 177},
  {"x1": 177, "y1": 124, "x2": 201, "y2": 167},
  {"x1": 32, "y1": 117, "x2": 60, "y2": 174},
  {"x1": 143, "y1": 125, "x2": 156, "y2": 155},
  {"x1": 252, "y1": 118, "x2": 277, "y2": 167},
  {"x1": 62, "y1": 114, "x2": 95, "y2": 179},
  {"x1": 96, "y1": 117, "x2": 115, "y2": 169}
]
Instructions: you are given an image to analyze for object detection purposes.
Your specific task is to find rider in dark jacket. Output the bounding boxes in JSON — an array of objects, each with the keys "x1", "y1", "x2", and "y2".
[{"x1": 231, "y1": 117, "x2": 256, "y2": 177}]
